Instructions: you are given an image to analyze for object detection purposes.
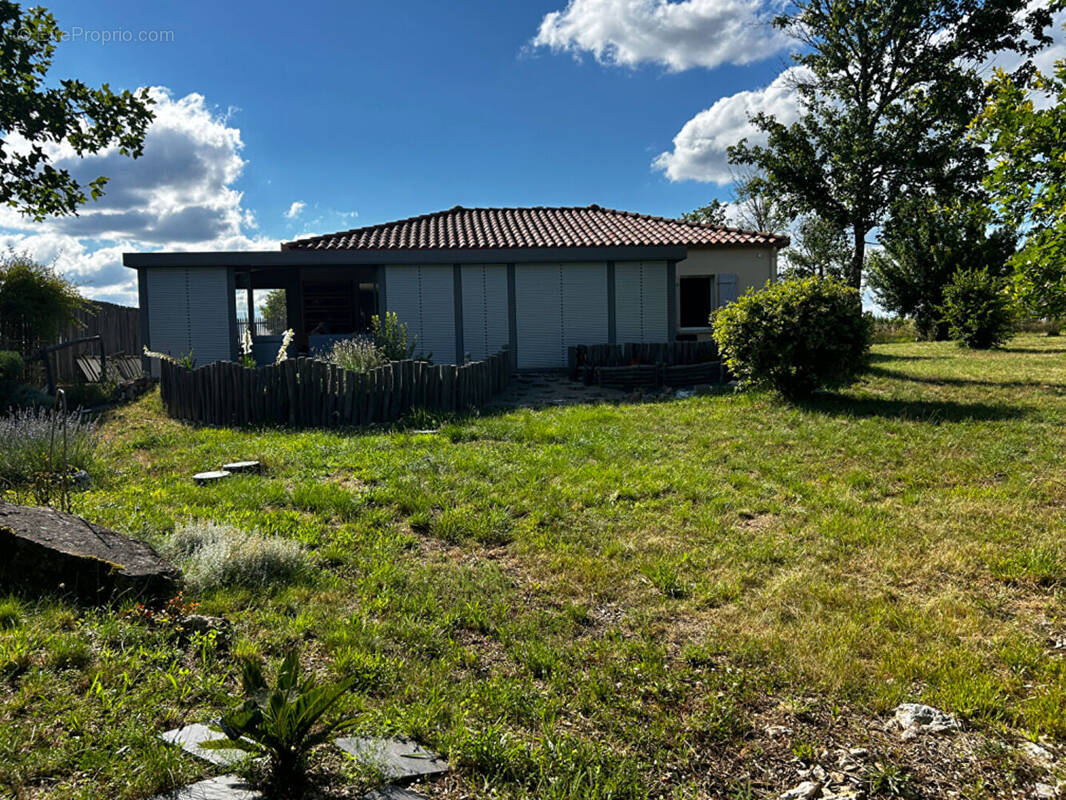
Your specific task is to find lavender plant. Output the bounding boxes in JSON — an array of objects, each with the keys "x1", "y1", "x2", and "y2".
[
  {"x1": 0, "y1": 406, "x2": 98, "y2": 490},
  {"x1": 328, "y1": 337, "x2": 386, "y2": 373}
]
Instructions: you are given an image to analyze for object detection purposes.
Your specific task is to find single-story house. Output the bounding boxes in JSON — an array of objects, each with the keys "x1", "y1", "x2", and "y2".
[{"x1": 123, "y1": 205, "x2": 789, "y2": 372}]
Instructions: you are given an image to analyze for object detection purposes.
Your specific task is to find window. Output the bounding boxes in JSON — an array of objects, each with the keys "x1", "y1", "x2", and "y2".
[{"x1": 679, "y1": 275, "x2": 714, "y2": 328}]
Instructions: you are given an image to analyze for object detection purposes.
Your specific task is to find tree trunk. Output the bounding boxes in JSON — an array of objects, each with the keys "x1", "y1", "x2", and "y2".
[{"x1": 849, "y1": 223, "x2": 866, "y2": 290}]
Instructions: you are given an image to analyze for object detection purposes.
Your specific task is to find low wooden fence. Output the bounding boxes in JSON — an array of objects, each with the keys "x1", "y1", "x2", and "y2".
[
  {"x1": 569, "y1": 342, "x2": 725, "y2": 390},
  {"x1": 159, "y1": 349, "x2": 512, "y2": 428},
  {"x1": 567, "y1": 341, "x2": 719, "y2": 377}
]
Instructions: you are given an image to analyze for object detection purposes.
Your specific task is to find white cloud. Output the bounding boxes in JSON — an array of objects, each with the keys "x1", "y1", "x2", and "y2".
[
  {"x1": 531, "y1": 0, "x2": 790, "y2": 71},
  {"x1": 284, "y1": 201, "x2": 306, "y2": 219},
  {"x1": 0, "y1": 87, "x2": 273, "y2": 305},
  {"x1": 653, "y1": 66, "x2": 807, "y2": 183}
]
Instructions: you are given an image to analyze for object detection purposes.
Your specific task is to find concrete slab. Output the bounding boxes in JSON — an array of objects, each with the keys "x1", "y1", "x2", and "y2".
[
  {"x1": 335, "y1": 737, "x2": 449, "y2": 783},
  {"x1": 148, "y1": 775, "x2": 261, "y2": 800},
  {"x1": 160, "y1": 723, "x2": 251, "y2": 768}
]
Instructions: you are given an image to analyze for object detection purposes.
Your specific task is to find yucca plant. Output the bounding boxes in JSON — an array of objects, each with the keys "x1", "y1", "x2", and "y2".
[{"x1": 204, "y1": 651, "x2": 360, "y2": 796}]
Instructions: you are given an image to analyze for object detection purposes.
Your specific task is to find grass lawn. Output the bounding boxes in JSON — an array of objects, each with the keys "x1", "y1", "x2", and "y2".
[{"x1": 2, "y1": 335, "x2": 1065, "y2": 799}]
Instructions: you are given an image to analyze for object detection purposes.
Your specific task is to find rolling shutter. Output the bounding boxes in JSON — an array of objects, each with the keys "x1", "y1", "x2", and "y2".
[
  {"x1": 187, "y1": 268, "x2": 232, "y2": 366},
  {"x1": 515, "y1": 263, "x2": 608, "y2": 369},
  {"x1": 562, "y1": 262, "x2": 608, "y2": 350},
  {"x1": 145, "y1": 267, "x2": 231, "y2": 375},
  {"x1": 615, "y1": 261, "x2": 668, "y2": 342},
  {"x1": 461, "y1": 264, "x2": 509, "y2": 361},
  {"x1": 385, "y1": 265, "x2": 456, "y2": 363},
  {"x1": 515, "y1": 264, "x2": 562, "y2": 369}
]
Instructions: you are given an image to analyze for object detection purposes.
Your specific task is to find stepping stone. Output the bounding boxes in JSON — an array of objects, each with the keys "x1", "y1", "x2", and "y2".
[
  {"x1": 361, "y1": 787, "x2": 429, "y2": 800},
  {"x1": 335, "y1": 737, "x2": 449, "y2": 783},
  {"x1": 148, "y1": 775, "x2": 261, "y2": 800},
  {"x1": 161, "y1": 723, "x2": 250, "y2": 767},
  {"x1": 193, "y1": 470, "x2": 231, "y2": 486},
  {"x1": 221, "y1": 461, "x2": 261, "y2": 474}
]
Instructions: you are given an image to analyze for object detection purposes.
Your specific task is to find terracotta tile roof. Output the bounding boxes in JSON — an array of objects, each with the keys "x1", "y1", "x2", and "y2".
[{"x1": 281, "y1": 205, "x2": 789, "y2": 252}]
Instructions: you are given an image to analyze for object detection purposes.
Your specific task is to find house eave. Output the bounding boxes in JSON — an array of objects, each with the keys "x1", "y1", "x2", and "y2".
[{"x1": 122, "y1": 245, "x2": 697, "y2": 269}]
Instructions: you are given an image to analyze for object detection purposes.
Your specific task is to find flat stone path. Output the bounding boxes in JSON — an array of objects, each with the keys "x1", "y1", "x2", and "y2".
[
  {"x1": 160, "y1": 723, "x2": 250, "y2": 768},
  {"x1": 149, "y1": 775, "x2": 260, "y2": 800},
  {"x1": 488, "y1": 372, "x2": 630, "y2": 409},
  {"x1": 335, "y1": 737, "x2": 449, "y2": 783}
]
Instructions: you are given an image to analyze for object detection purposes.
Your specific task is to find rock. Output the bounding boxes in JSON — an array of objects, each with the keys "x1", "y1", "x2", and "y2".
[
  {"x1": 334, "y1": 736, "x2": 449, "y2": 783},
  {"x1": 894, "y1": 703, "x2": 960, "y2": 737},
  {"x1": 765, "y1": 724, "x2": 794, "y2": 738},
  {"x1": 1021, "y1": 741, "x2": 1055, "y2": 769},
  {"x1": 778, "y1": 781, "x2": 821, "y2": 800},
  {"x1": 176, "y1": 614, "x2": 232, "y2": 647},
  {"x1": 1034, "y1": 783, "x2": 1057, "y2": 799},
  {"x1": 0, "y1": 502, "x2": 179, "y2": 603}
]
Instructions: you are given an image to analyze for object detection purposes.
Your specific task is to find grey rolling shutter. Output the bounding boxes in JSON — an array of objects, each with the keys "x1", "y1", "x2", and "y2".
[
  {"x1": 614, "y1": 263, "x2": 643, "y2": 342},
  {"x1": 415, "y1": 266, "x2": 455, "y2": 363},
  {"x1": 615, "y1": 261, "x2": 668, "y2": 342},
  {"x1": 639, "y1": 261, "x2": 669, "y2": 341},
  {"x1": 717, "y1": 273, "x2": 738, "y2": 307},
  {"x1": 146, "y1": 268, "x2": 191, "y2": 376},
  {"x1": 461, "y1": 264, "x2": 509, "y2": 361},
  {"x1": 186, "y1": 268, "x2": 233, "y2": 366},
  {"x1": 515, "y1": 264, "x2": 563, "y2": 369},
  {"x1": 385, "y1": 265, "x2": 455, "y2": 363},
  {"x1": 561, "y1": 262, "x2": 608, "y2": 353},
  {"x1": 146, "y1": 267, "x2": 231, "y2": 374}
]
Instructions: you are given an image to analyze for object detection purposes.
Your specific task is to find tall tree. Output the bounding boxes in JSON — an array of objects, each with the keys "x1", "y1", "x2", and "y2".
[
  {"x1": 730, "y1": 166, "x2": 793, "y2": 235},
  {"x1": 0, "y1": 2, "x2": 154, "y2": 220},
  {"x1": 729, "y1": 0, "x2": 1053, "y2": 288},
  {"x1": 974, "y1": 20, "x2": 1066, "y2": 326},
  {"x1": 781, "y1": 215, "x2": 851, "y2": 279},
  {"x1": 681, "y1": 199, "x2": 729, "y2": 226},
  {"x1": 867, "y1": 196, "x2": 1017, "y2": 339}
]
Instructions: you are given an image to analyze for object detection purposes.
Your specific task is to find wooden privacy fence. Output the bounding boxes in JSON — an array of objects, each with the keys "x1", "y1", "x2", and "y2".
[
  {"x1": 51, "y1": 302, "x2": 140, "y2": 383},
  {"x1": 159, "y1": 349, "x2": 512, "y2": 428}
]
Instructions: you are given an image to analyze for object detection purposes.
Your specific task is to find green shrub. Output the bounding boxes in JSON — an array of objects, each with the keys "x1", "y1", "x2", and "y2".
[
  {"x1": 712, "y1": 277, "x2": 872, "y2": 400},
  {"x1": 0, "y1": 351, "x2": 23, "y2": 381},
  {"x1": 328, "y1": 337, "x2": 386, "y2": 372},
  {"x1": 940, "y1": 268, "x2": 1015, "y2": 349},
  {"x1": 163, "y1": 521, "x2": 310, "y2": 593},
  {"x1": 58, "y1": 381, "x2": 114, "y2": 410}
]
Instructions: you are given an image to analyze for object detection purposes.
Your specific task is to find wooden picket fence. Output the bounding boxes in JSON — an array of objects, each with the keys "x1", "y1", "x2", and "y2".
[{"x1": 159, "y1": 349, "x2": 512, "y2": 428}]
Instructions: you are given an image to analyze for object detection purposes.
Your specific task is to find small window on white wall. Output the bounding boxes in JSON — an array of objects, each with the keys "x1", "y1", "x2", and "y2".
[{"x1": 679, "y1": 275, "x2": 714, "y2": 328}]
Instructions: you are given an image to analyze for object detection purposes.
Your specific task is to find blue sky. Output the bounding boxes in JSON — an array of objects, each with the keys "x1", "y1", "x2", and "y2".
[{"x1": 1, "y1": 0, "x2": 1062, "y2": 305}]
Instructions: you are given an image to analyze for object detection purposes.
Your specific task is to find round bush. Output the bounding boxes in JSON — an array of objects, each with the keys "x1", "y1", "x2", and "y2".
[
  {"x1": 0, "y1": 351, "x2": 23, "y2": 382},
  {"x1": 712, "y1": 277, "x2": 872, "y2": 400},
  {"x1": 940, "y1": 268, "x2": 1015, "y2": 349}
]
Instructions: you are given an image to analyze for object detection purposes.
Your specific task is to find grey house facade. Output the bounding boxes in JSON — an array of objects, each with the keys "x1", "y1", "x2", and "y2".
[{"x1": 123, "y1": 205, "x2": 788, "y2": 372}]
